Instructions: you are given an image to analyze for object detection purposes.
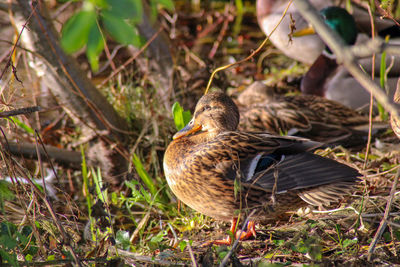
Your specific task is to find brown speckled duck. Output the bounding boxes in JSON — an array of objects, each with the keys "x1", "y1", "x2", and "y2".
[
  {"x1": 163, "y1": 91, "x2": 360, "y2": 245},
  {"x1": 238, "y1": 82, "x2": 387, "y2": 147}
]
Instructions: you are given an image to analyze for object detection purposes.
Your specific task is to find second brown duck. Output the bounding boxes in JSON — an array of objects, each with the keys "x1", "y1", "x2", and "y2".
[{"x1": 238, "y1": 82, "x2": 387, "y2": 147}]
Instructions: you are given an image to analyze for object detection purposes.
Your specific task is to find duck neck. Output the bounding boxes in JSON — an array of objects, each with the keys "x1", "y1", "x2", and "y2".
[
  {"x1": 301, "y1": 54, "x2": 338, "y2": 97},
  {"x1": 182, "y1": 130, "x2": 221, "y2": 145}
]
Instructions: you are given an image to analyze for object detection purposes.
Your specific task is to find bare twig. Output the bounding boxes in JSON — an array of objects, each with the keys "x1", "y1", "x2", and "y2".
[
  {"x1": 0, "y1": 106, "x2": 41, "y2": 117},
  {"x1": 350, "y1": 39, "x2": 400, "y2": 58},
  {"x1": 387, "y1": 220, "x2": 400, "y2": 228},
  {"x1": 187, "y1": 240, "x2": 198, "y2": 267},
  {"x1": 0, "y1": 1, "x2": 35, "y2": 82},
  {"x1": 3, "y1": 139, "x2": 82, "y2": 168},
  {"x1": 129, "y1": 211, "x2": 150, "y2": 243},
  {"x1": 373, "y1": 0, "x2": 400, "y2": 27},
  {"x1": 367, "y1": 168, "x2": 400, "y2": 260},
  {"x1": 294, "y1": 0, "x2": 400, "y2": 120},
  {"x1": 363, "y1": 4, "x2": 375, "y2": 171}
]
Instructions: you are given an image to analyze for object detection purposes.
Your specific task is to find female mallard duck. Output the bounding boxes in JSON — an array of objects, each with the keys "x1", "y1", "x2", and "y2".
[
  {"x1": 164, "y1": 91, "x2": 360, "y2": 244},
  {"x1": 237, "y1": 82, "x2": 387, "y2": 146},
  {"x1": 257, "y1": 1, "x2": 400, "y2": 111}
]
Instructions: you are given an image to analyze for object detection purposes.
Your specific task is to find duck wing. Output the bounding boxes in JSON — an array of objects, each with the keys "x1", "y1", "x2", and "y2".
[{"x1": 214, "y1": 132, "x2": 360, "y2": 205}]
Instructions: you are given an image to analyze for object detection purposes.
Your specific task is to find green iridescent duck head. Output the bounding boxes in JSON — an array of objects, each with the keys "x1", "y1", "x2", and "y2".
[
  {"x1": 173, "y1": 91, "x2": 240, "y2": 140},
  {"x1": 300, "y1": 6, "x2": 359, "y2": 96},
  {"x1": 320, "y1": 6, "x2": 358, "y2": 47},
  {"x1": 296, "y1": 6, "x2": 358, "y2": 49}
]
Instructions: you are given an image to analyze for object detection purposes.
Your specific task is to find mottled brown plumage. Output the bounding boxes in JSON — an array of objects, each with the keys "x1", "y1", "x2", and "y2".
[
  {"x1": 238, "y1": 82, "x2": 386, "y2": 146},
  {"x1": 164, "y1": 91, "x2": 360, "y2": 232}
]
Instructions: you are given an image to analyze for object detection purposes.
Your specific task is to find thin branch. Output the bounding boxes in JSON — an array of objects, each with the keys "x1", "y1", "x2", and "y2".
[
  {"x1": 363, "y1": 4, "x2": 375, "y2": 172},
  {"x1": 349, "y1": 38, "x2": 400, "y2": 58},
  {"x1": 294, "y1": 0, "x2": 400, "y2": 120},
  {"x1": 0, "y1": 1, "x2": 36, "y2": 81},
  {"x1": 3, "y1": 139, "x2": 82, "y2": 168},
  {"x1": 367, "y1": 168, "x2": 400, "y2": 260},
  {"x1": 0, "y1": 106, "x2": 41, "y2": 117},
  {"x1": 187, "y1": 240, "x2": 198, "y2": 267}
]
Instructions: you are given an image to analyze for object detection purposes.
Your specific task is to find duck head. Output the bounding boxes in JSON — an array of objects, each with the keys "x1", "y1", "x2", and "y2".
[
  {"x1": 300, "y1": 7, "x2": 358, "y2": 96},
  {"x1": 173, "y1": 91, "x2": 240, "y2": 140},
  {"x1": 296, "y1": 6, "x2": 358, "y2": 52},
  {"x1": 321, "y1": 6, "x2": 358, "y2": 48}
]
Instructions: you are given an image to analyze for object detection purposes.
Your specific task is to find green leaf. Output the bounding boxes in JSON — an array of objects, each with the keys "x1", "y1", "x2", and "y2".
[
  {"x1": 92, "y1": 167, "x2": 106, "y2": 203},
  {"x1": 272, "y1": 239, "x2": 284, "y2": 246},
  {"x1": 1, "y1": 221, "x2": 17, "y2": 236},
  {"x1": 380, "y1": 51, "x2": 387, "y2": 90},
  {"x1": 378, "y1": 36, "x2": 390, "y2": 121},
  {"x1": 179, "y1": 240, "x2": 187, "y2": 252},
  {"x1": 171, "y1": 102, "x2": 192, "y2": 131},
  {"x1": 105, "y1": 0, "x2": 143, "y2": 21},
  {"x1": 9, "y1": 116, "x2": 34, "y2": 134},
  {"x1": 116, "y1": 230, "x2": 131, "y2": 250},
  {"x1": 91, "y1": 0, "x2": 108, "y2": 8},
  {"x1": 155, "y1": 0, "x2": 174, "y2": 11},
  {"x1": 150, "y1": 231, "x2": 165, "y2": 243},
  {"x1": 61, "y1": 10, "x2": 97, "y2": 53},
  {"x1": 394, "y1": 230, "x2": 400, "y2": 241},
  {"x1": 0, "y1": 181, "x2": 14, "y2": 202},
  {"x1": 47, "y1": 255, "x2": 55, "y2": 261},
  {"x1": 233, "y1": 177, "x2": 240, "y2": 200},
  {"x1": 342, "y1": 238, "x2": 357, "y2": 248},
  {"x1": 0, "y1": 235, "x2": 17, "y2": 250},
  {"x1": 101, "y1": 11, "x2": 141, "y2": 46},
  {"x1": 86, "y1": 23, "x2": 104, "y2": 72},
  {"x1": 25, "y1": 254, "x2": 33, "y2": 262},
  {"x1": 0, "y1": 250, "x2": 17, "y2": 265},
  {"x1": 132, "y1": 153, "x2": 157, "y2": 196}
]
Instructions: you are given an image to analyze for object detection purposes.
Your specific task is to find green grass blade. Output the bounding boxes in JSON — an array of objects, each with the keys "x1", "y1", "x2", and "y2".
[
  {"x1": 9, "y1": 117, "x2": 34, "y2": 134},
  {"x1": 132, "y1": 153, "x2": 157, "y2": 197}
]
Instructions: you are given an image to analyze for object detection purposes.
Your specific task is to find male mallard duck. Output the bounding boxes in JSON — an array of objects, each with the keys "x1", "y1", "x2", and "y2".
[
  {"x1": 256, "y1": 0, "x2": 329, "y2": 65},
  {"x1": 257, "y1": 1, "x2": 400, "y2": 111},
  {"x1": 164, "y1": 91, "x2": 360, "y2": 244},
  {"x1": 237, "y1": 82, "x2": 387, "y2": 146}
]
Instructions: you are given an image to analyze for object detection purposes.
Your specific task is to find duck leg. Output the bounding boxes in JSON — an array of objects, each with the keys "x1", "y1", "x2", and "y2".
[
  {"x1": 235, "y1": 220, "x2": 256, "y2": 240},
  {"x1": 201, "y1": 218, "x2": 257, "y2": 246}
]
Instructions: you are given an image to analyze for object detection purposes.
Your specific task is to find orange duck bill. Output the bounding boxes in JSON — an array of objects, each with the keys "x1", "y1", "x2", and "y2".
[{"x1": 173, "y1": 120, "x2": 202, "y2": 140}]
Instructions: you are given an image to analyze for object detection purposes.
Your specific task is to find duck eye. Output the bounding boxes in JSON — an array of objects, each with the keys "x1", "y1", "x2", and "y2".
[{"x1": 203, "y1": 105, "x2": 211, "y2": 111}]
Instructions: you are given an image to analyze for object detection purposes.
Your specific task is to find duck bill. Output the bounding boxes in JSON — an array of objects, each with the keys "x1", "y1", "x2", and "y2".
[
  {"x1": 173, "y1": 122, "x2": 202, "y2": 140},
  {"x1": 293, "y1": 26, "x2": 316, "y2": 37}
]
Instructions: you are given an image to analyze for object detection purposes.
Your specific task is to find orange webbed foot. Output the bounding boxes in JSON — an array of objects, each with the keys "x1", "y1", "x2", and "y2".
[
  {"x1": 235, "y1": 220, "x2": 256, "y2": 240},
  {"x1": 200, "y1": 219, "x2": 257, "y2": 247}
]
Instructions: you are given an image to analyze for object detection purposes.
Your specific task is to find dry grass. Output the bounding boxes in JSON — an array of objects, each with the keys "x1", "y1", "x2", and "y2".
[{"x1": 1, "y1": 1, "x2": 400, "y2": 266}]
